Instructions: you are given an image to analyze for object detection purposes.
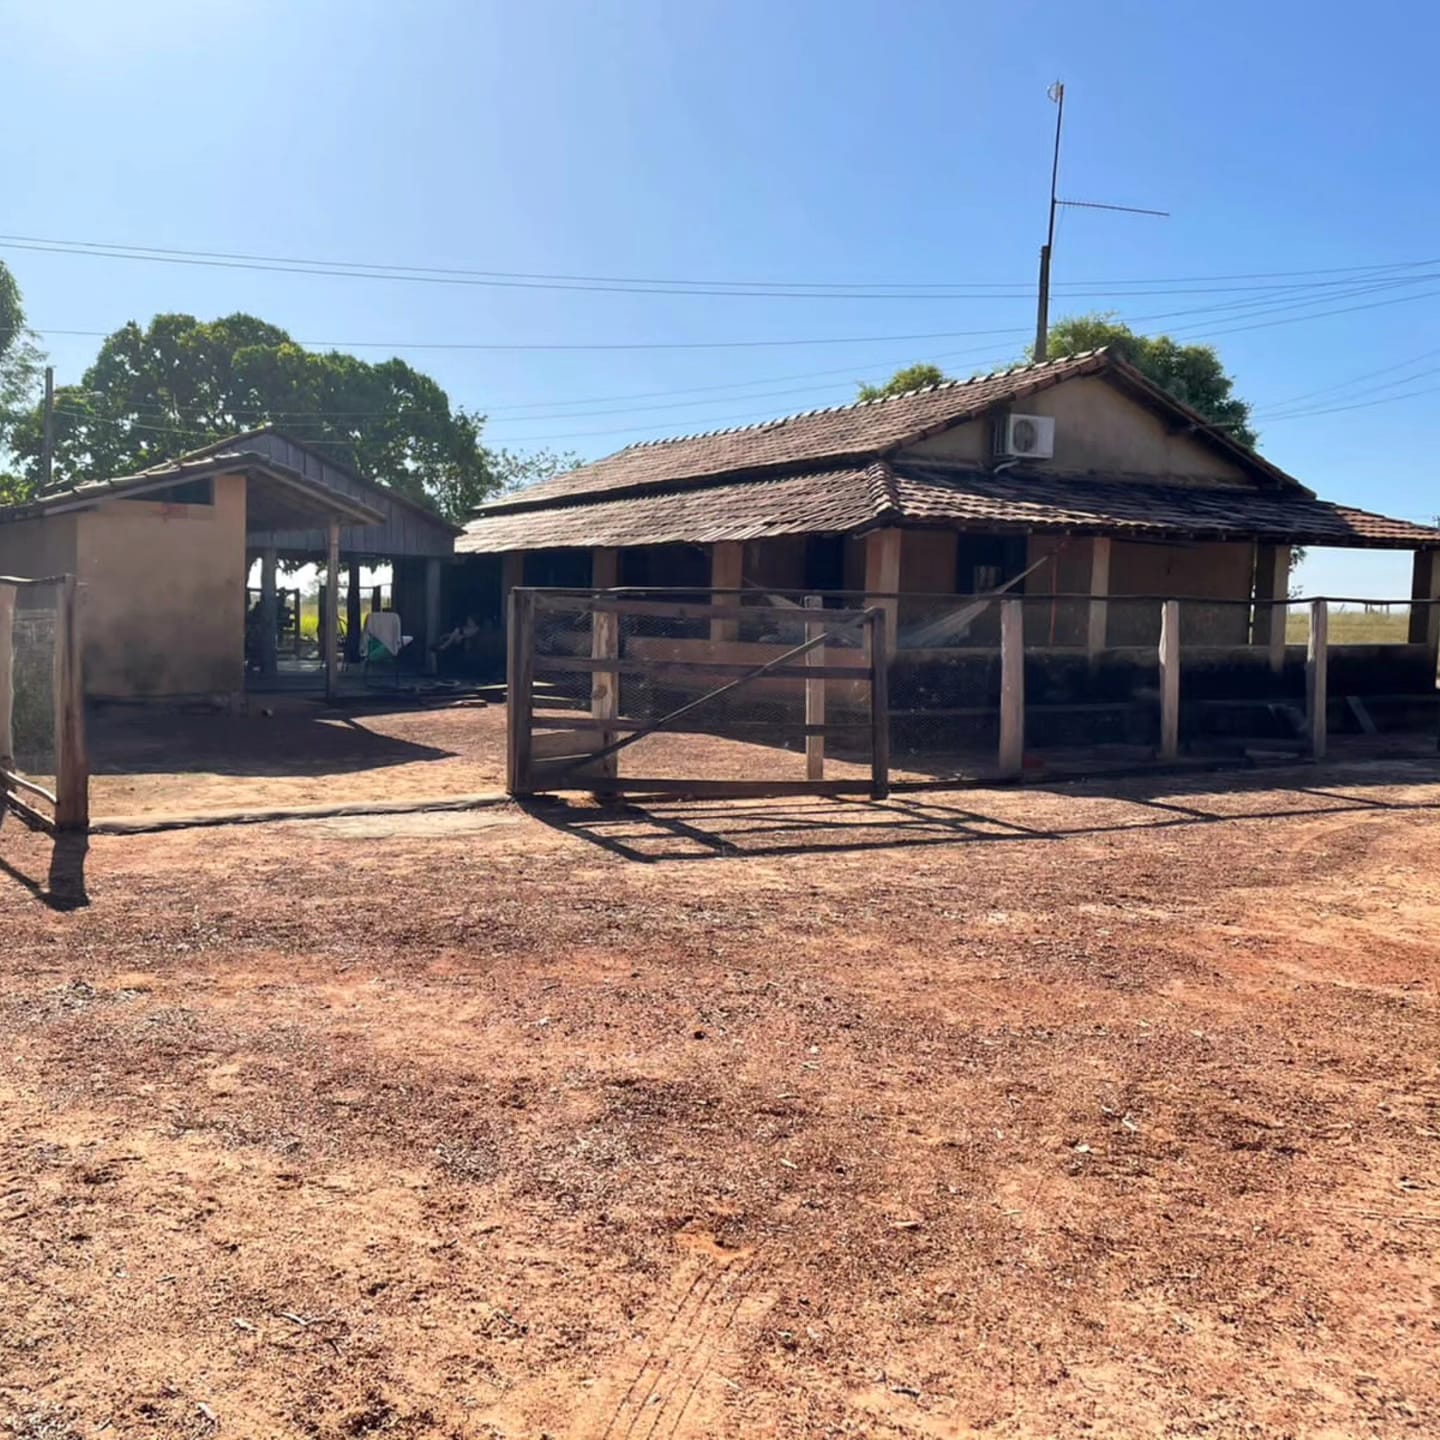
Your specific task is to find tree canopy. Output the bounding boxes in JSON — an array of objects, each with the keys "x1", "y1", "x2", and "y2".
[
  {"x1": 1038, "y1": 313, "x2": 1257, "y2": 448},
  {"x1": 7, "y1": 312, "x2": 522, "y2": 521},
  {"x1": 856, "y1": 362, "x2": 952, "y2": 402},
  {"x1": 0, "y1": 262, "x2": 44, "y2": 503}
]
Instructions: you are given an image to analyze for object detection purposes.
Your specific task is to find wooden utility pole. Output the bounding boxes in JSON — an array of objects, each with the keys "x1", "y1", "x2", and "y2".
[
  {"x1": 41, "y1": 366, "x2": 55, "y2": 490},
  {"x1": 1034, "y1": 82, "x2": 1065, "y2": 363},
  {"x1": 1033, "y1": 84, "x2": 1167, "y2": 365}
]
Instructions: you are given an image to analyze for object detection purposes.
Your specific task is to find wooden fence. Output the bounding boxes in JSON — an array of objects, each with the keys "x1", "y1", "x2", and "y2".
[{"x1": 0, "y1": 574, "x2": 88, "y2": 833}]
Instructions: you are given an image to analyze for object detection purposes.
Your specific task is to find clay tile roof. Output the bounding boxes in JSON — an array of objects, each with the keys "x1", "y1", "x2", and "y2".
[
  {"x1": 458, "y1": 464, "x2": 893, "y2": 554},
  {"x1": 477, "y1": 349, "x2": 1294, "y2": 516}
]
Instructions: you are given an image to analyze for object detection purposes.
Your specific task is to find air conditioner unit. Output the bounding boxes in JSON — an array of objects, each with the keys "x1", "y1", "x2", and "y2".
[{"x1": 994, "y1": 412, "x2": 1056, "y2": 460}]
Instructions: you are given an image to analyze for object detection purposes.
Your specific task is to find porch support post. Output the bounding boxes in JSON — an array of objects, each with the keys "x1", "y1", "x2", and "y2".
[
  {"x1": 1085, "y1": 536, "x2": 1111, "y2": 658},
  {"x1": 998, "y1": 597, "x2": 1024, "y2": 778},
  {"x1": 1158, "y1": 599, "x2": 1180, "y2": 760},
  {"x1": 1408, "y1": 548, "x2": 1440, "y2": 664},
  {"x1": 864, "y1": 528, "x2": 902, "y2": 654},
  {"x1": 592, "y1": 546, "x2": 619, "y2": 590},
  {"x1": 709, "y1": 541, "x2": 743, "y2": 641},
  {"x1": 1307, "y1": 599, "x2": 1329, "y2": 759},
  {"x1": 346, "y1": 560, "x2": 363, "y2": 664},
  {"x1": 423, "y1": 557, "x2": 443, "y2": 675},
  {"x1": 258, "y1": 546, "x2": 279, "y2": 678},
  {"x1": 325, "y1": 520, "x2": 341, "y2": 702},
  {"x1": 1252, "y1": 543, "x2": 1291, "y2": 674}
]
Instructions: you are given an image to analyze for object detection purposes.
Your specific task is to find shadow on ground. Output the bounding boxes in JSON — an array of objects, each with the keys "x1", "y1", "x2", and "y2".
[
  {"x1": 526, "y1": 759, "x2": 1440, "y2": 863},
  {"x1": 90, "y1": 702, "x2": 454, "y2": 779}
]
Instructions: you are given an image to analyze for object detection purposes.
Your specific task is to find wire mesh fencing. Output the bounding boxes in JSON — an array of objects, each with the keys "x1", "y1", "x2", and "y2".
[
  {"x1": 0, "y1": 575, "x2": 88, "y2": 834},
  {"x1": 514, "y1": 588, "x2": 885, "y2": 796},
  {"x1": 507, "y1": 587, "x2": 1439, "y2": 793}
]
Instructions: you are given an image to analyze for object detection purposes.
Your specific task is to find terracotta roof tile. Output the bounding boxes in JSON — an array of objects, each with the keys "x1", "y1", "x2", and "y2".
[
  {"x1": 459, "y1": 461, "x2": 1440, "y2": 553},
  {"x1": 478, "y1": 349, "x2": 1294, "y2": 513},
  {"x1": 458, "y1": 465, "x2": 887, "y2": 554}
]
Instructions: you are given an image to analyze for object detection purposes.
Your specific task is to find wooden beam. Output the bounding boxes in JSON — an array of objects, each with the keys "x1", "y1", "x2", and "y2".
[
  {"x1": 0, "y1": 583, "x2": 14, "y2": 814},
  {"x1": 804, "y1": 595, "x2": 825, "y2": 781},
  {"x1": 1409, "y1": 548, "x2": 1440, "y2": 659},
  {"x1": 864, "y1": 528, "x2": 902, "y2": 652},
  {"x1": 998, "y1": 597, "x2": 1024, "y2": 777},
  {"x1": 868, "y1": 609, "x2": 890, "y2": 801},
  {"x1": 1307, "y1": 598, "x2": 1329, "y2": 759},
  {"x1": 592, "y1": 547, "x2": 619, "y2": 589},
  {"x1": 52, "y1": 575, "x2": 88, "y2": 833},
  {"x1": 1158, "y1": 598, "x2": 1180, "y2": 760},
  {"x1": 710, "y1": 541, "x2": 744, "y2": 641},
  {"x1": 258, "y1": 547, "x2": 278, "y2": 677},
  {"x1": 524, "y1": 773, "x2": 877, "y2": 799},
  {"x1": 1085, "y1": 537, "x2": 1111, "y2": 658},
  {"x1": 325, "y1": 520, "x2": 341, "y2": 702},
  {"x1": 591, "y1": 595, "x2": 620, "y2": 784},
  {"x1": 501, "y1": 550, "x2": 526, "y2": 623},
  {"x1": 1252, "y1": 543, "x2": 1291, "y2": 674},
  {"x1": 535, "y1": 655, "x2": 866, "y2": 682},
  {"x1": 537, "y1": 594, "x2": 871, "y2": 625},
  {"x1": 506, "y1": 589, "x2": 536, "y2": 795}
]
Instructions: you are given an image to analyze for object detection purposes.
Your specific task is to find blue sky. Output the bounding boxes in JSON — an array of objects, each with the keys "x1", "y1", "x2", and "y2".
[{"x1": 4, "y1": 0, "x2": 1438, "y2": 593}]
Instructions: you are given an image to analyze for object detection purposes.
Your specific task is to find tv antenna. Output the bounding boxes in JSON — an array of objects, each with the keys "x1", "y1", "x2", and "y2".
[{"x1": 1034, "y1": 81, "x2": 1169, "y2": 360}]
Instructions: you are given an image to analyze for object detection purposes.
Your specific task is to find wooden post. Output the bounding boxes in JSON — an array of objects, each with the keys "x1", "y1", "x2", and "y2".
[
  {"x1": 591, "y1": 603, "x2": 619, "y2": 785},
  {"x1": 1158, "y1": 598, "x2": 1180, "y2": 760},
  {"x1": 346, "y1": 560, "x2": 363, "y2": 664},
  {"x1": 710, "y1": 541, "x2": 743, "y2": 641},
  {"x1": 1409, "y1": 549, "x2": 1440, "y2": 663},
  {"x1": 1307, "y1": 598, "x2": 1329, "y2": 760},
  {"x1": 0, "y1": 583, "x2": 14, "y2": 812},
  {"x1": 501, "y1": 550, "x2": 525, "y2": 643},
  {"x1": 1252, "y1": 543, "x2": 1291, "y2": 674},
  {"x1": 258, "y1": 547, "x2": 279, "y2": 677},
  {"x1": 804, "y1": 594, "x2": 826, "y2": 780},
  {"x1": 506, "y1": 589, "x2": 536, "y2": 795},
  {"x1": 864, "y1": 528, "x2": 902, "y2": 654},
  {"x1": 1085, "y1": 536, "x2": 1111, "y2": 658},
  {"x1": 423, "y1": 558, "x2": 443, "y2": 676},
  {"x1": 868, "y1": 609, "x2": 890, "y2": 801},
  {"x1": 998, "y1": 597, "x2": 1024, "y2": 777},
  {"x1": 592, "y1": 547, "x2": 619, "y2": 591},
  {"x1": 325, "y1": 520, "x2": 341, "y2": 702},
  {"x1": 52, "y1": 576, "x2": 88, "y2": 832}
]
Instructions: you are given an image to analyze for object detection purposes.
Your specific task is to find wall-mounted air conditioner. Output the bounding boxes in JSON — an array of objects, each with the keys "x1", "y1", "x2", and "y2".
[{"x1": 993, "y1": 413, "x2": 1056, "y2": 460}]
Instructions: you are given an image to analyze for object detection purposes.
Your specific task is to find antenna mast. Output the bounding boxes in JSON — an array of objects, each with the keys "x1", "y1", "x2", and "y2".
[{"x1": 1034, "y1": 81, "x2": 1065, "y2": 362}]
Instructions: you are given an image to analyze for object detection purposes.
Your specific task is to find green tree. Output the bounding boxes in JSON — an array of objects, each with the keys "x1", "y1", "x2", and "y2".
[
  {"x1": 491, "y1": 447, "x2": 583, "y2": 499},
  {"x1": 0, "y1": 261, "x2": 44, "y2": 501},
  {"x1": 1038, "y1": 313, "x2": 1257, "y2": 448},
  {"x1": 9, "y1": 312, "x2": 501, "y2": 521},
  {"x1": 856, "y1": 362, "x2": 952, "y2": 402}
]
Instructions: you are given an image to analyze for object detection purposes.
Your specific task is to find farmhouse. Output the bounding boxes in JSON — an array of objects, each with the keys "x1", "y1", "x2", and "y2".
[
  {"x1": 460, "y1": 349, "x2": 1440, "y2": 669},
  {"x1": 0, "y1": 430, "x2": 462, "y2": 705}
]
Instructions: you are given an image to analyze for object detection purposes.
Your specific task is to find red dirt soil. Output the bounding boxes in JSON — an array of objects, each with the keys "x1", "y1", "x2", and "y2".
[{"x1": 3, "y1": 733, "x2": 1439, "y2": 1437}]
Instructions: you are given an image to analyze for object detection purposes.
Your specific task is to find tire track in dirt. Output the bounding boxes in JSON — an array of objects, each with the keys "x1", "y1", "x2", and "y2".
[{"x1": 577, "y1": 1238, "x2": 762, "y2": 1440}]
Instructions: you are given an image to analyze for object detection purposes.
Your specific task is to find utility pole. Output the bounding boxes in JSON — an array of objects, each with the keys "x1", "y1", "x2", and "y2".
[
  {"x1": 41, "y1": 366, "x2": 55, "y2": 491},
  {"x1": 1034, "y1": 81, "x2": 1065, "y2": 363},
  {"x1": 1033, "y1": 83, "x2": 1168, "y2": 364}
]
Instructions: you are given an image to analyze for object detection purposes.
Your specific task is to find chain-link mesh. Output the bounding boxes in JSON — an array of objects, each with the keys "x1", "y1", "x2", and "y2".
[
  {"x1": 526, "y1": 589, "x2": 877, "y2": 788},
  {"x1": 515, "y1": 588, "x2": 1440, "y2": 789},
  {"x1": 9, "y1": 589, "x2": 59, "y2": 791}
]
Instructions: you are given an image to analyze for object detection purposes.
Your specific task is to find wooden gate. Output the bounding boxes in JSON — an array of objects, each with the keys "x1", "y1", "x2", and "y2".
[{"x1": 506, "y1": 589, "x2": 890, "y2": 800}]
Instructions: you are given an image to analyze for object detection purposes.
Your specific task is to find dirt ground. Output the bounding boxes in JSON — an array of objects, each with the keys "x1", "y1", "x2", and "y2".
[{"x1": 3, "y1": 728, "x2": 1440, "y2": 1437}]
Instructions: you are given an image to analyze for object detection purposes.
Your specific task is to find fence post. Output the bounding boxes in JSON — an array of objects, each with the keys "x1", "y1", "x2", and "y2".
[
  {"x1": 998, "y1": 597, "x2": 1024, "y2": 778},
  {"x1": 591, "y1": 599, "x2": 619, "y2": 784},
  {"x1": 506, "y1": 589, "x2": 536, "y2": 795},
  {"x1": 1159, "y1": 599, "x2": 1180, "y2": 760},
  {"x1": 868, "y1": 610, "x2": 890, "y2": 801},
  {"x1": 1307, "y1": 599, "x2": 1329, "y2": 759},
  {"x1": 0, "y1": 583, "x2": 14, "y2": 812},
  {"x1": 324, "y1": 519, "x2": 341, "y2": 702},
  {"x1": 52, "y1": 575, "x2": 88, "y2": 832},
  {"x1": 804, "y1": 595, "x2": 826, "y2": 781}
]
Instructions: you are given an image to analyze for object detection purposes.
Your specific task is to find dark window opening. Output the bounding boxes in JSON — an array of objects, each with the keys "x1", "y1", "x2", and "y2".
[
  {"x1": 955, "y1": 534, "x2": 1027, "y2": 593},
  {"x1": 803, "y1": 534, "x2": 846, "y2": 592},
  {"x1": 124, "y1": 478, "x2": 214, "y2": 506}
]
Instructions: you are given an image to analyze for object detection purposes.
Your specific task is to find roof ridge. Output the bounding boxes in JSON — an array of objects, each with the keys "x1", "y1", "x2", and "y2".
[{"x1": 615, "y1": 349, "x2": 1108, "y2": 456}]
